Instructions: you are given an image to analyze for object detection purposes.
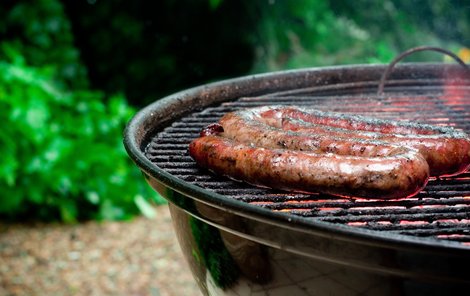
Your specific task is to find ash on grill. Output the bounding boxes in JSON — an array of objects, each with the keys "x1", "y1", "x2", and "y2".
[{"x1": 145, "y1": 82, "x2": 470, "y2": 246}]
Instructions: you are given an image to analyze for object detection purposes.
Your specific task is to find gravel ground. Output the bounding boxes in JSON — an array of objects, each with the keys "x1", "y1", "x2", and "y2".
[{"x1": 0, "y1": 205, "x2": 201, "y2": 296}]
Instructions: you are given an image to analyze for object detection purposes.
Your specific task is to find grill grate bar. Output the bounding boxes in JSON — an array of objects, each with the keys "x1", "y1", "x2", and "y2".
[
  {"x1": 312, "y1": 211, "x2": 470, "y2": 223},
  {"x1": 356, "y1": 222, "x2": 470, "y2": 233}
]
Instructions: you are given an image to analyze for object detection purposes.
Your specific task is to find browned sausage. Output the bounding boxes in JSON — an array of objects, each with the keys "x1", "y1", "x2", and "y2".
[
  {"x1": 220, "y1": 112, "x2": 408, "y2": 158},
  {"x1": 219, "y1": 106, "x2": 470, "y2": 176},
  {"x1": 259, "y1": 106, "x2": 454, "y2": 135},
  {"x1": 189, "y1": 135, "x2": 430, "y2": 199},
  {"x1": 281, "y1": 117, "x2": 470, "y2": 177}
]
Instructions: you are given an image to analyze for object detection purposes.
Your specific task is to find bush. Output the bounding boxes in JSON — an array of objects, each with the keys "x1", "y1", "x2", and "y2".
[
  {"x1": 250, "y1": 0, "x2": 468, "y2": 72},
  {"x1": 61, "y1": 0, "x2": 470, "y2": 106},
  {"x1": 0, "y1": 0, "x2": 89, "y2": 90},
  {"x1": 0, "y1": 0, "x2": 164, "y2": 222},
  {"x1": 62, "y1": 0, "x2": 255, "y2": 107},
  {"x1": 0, "y1": 45, "x2": 164, "y2": 222}
]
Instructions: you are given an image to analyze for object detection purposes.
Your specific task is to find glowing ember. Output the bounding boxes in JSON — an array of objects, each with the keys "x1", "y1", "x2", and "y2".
[
  {"x1": 251, "y1": 201, "x2": 276, "y2": 206},
  {"x1": 432, "y1": 219, "x2": 470, "y2": 225},
  {"x1": 411, "y1": 204, "x2": 445, "y2": 209},
  {"x1": 442, "y1": 75, "x2": 470, "y2": 108},
  {"x1": 312, "y1": 199, "x2": 349, "y2": 203},
  {"x1": 399, "y1": 220, "x2": 428, "y2": 225},
  {"x1": 318, "y1": 207, "x2": 342, "y2": 212},
  {"x1": 351, "y1": 206, "x2": 406, "y2": 212},
  {"x1": 347, "y1": 221, "x2": 367, "y2": 227},
  {"x1": 436, "y1": 234, "x2": 466, "y2": 239}
]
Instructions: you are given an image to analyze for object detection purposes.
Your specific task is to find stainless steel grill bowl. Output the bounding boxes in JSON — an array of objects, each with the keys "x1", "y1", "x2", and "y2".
[{"x1": 124, "y1": 62, "x2": 470, "y2": 296}]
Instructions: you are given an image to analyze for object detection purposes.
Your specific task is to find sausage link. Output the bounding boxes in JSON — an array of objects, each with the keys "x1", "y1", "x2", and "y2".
[
  {"x1": 259, "y1": 106, "x2": 463, "y2": 136},
  {"x1": 189, "y1": 135, "x2": 430, "y2": 199},
  {"x1": 281, "y1": 117, "x2": 470, "y2": 177},
  {"x1": 219, "y1": 106, "x2": 470, "y2": 176},
  {"x1": 220, "y1": 112, "x2": 407, "y2": 158}
]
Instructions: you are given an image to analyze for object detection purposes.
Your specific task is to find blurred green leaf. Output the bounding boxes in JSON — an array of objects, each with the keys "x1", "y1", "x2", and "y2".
[
  {"x1": 209, "y1": 0, "x2": 223, "y2": 10},
  {"x1": 86, "y1": 191, "x2": 100, "y2": 205},
  {"x1": 0, "y1": 188, "x2": 23, "y2": 213},
  {"x1": 100, "y1": 199, "x2": 127, "y2": 221},
  {"x1": 134, "y1": 195, "x2": 157, "y2": 219},
  {"x1": 0, "y1": 0, "x2": 162, "y2": 222},
  {"x1": 59, "y1": 198, "x2": 78, "y2": 224}
]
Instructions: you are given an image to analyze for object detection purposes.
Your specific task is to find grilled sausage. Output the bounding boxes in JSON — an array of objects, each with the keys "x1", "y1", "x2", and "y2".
[
  {"x1": 220, "y1": 112, "x2": 408, "y2": 158},
  {"x1": 219, "y1": 106, "x2": 470, "y2": 176},
  {"x1": 259, "y1": 106, "x2": 454, "y2": 135},
  {"x1": 189, "y1": 135, "x2": 430, "y2": 199}
]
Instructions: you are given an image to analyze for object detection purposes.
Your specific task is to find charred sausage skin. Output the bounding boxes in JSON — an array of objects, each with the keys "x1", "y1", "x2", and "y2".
[
  {"x1": 219, "y1": 106, "x2": 470, "y2": 177},
  {"x1": 189, "y1": 105, "x2": 469, "y2": 199},
  {"x1": 220, "y1": 112, "x2": 409, "y2": 158},
  {"x1": 281, "y1": 117, "x2": 470, "y2": 177},
  {"x1": 189, "y1": 135, "x2": 430, "y2": 199},
  {"x1": 260, "y1": 106, "x2": 460, "y2": 135}
]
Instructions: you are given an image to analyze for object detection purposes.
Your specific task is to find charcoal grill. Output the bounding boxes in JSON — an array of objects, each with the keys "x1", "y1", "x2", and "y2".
[{"x1": 124, "y1": 48, "x2": 470, "y2": 295}]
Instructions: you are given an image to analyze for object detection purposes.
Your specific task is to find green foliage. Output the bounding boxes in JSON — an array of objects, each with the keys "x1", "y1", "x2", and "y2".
[
  {"x1": 0, "y1": 0, "x2": 88, "y2": 89},
  {"x1": 0, "y1": 0, "x2": 164, "y2": 222},
  {"x1": 250, "y1": 0, "x2": 468, "y2": 72},
  {"x1": 59, "y1": 0, "x2": 469, "y2": 106},
  {"x1": 0, "y1": 45, "x2": 163, "y2": 222},
  {"x1": 62, "y1": 0, "x2": 254, "y2": 107},
  {"x1": 208, "y1": 0, "x2": 223, "y2": 10}
]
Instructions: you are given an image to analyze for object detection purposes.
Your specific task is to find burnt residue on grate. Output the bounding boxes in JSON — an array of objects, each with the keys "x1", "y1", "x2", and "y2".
[{"x1": 145, "y1": 82, "x2": 470, "y2": 245}]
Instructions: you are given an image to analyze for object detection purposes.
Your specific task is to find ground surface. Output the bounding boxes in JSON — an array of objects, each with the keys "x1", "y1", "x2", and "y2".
[{"x1": 0, "y1": 205, "x2": 201, "y2": 296}]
